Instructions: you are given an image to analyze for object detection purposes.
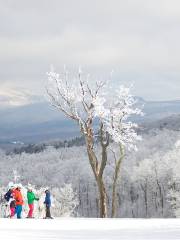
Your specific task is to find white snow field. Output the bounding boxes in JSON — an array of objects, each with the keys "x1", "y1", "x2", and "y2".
[{"x1": 1, "y1": 218, "x2": 180, "y2": 240}]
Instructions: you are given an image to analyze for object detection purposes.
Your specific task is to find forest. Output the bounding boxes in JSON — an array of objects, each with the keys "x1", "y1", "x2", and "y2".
[{"x1": 0, "y1": 127, "x2": 180, "y2": 217}]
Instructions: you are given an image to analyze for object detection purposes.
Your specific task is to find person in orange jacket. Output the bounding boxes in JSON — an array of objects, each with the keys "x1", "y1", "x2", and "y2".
[{"x1": 14, "y1": 184, "x2": 24, "y2": 219}]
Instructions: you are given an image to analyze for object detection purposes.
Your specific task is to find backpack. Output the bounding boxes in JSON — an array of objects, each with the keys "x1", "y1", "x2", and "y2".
[{"x1": 4, "y1": 190, "x2": 11, "y2": 202}]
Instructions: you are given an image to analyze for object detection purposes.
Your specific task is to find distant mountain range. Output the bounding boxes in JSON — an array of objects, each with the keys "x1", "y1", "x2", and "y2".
[{"x1": 0, "y1": 88, "x2": 180, "y2": 149}]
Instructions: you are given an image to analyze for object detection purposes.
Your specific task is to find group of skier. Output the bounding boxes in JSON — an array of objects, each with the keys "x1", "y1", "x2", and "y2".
[{"x1": 4, "y1": 182, "x2": 53, "y2": 219}]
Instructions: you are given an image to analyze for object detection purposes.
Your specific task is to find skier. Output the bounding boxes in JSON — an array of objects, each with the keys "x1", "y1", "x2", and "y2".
[
  {"x1": 26, "y1": 185, "x2": 39, "y2": 218},
  {"x1": 14, "y1": 183, "x2": 24, "y2": 219},
  {"x1": 44, "y1": 189, "x2": 53, "y2": 219},
  {"x1": 4, "y1": 183, "x2": 16, "y2": 218}
]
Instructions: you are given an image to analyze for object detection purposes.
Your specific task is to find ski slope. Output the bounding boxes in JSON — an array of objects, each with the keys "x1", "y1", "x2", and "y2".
[{"x1": 1, "y1": 218, "x2": 180, "y2": 240}]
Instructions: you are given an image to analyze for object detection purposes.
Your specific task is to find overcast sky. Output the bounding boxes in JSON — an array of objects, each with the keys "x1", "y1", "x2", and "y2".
[{"x1": 1, "y1": 0, "x2": 180, "y2": 100}]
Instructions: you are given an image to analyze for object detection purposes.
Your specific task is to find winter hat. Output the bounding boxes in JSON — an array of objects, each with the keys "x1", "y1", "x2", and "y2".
[
  {"x1": 27, "y1": 184, "x2": 33, "y2": 190},
  {"x1": 45, "y1": 188, "x2": 49, "y2": 193},
  {"x1": 8, "y1": 182, "x2": 14, "y2": 190},
  {"x1": 17, "y1": 183, "x2": 23, "y2": 189}
]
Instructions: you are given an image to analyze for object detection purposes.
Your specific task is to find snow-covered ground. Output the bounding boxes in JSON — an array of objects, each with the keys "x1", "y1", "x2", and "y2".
[{"x1": 1, "y1": 218, "x2": 180, "y2": 240}]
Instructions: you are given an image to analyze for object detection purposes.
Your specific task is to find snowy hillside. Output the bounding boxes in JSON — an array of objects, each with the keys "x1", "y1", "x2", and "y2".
[
  {"x1": 1, "y1": 218, "x2": 180, "y2": 240},
  {"x1": 141, "y1": 114, "x2": 180, "y2": 132}
]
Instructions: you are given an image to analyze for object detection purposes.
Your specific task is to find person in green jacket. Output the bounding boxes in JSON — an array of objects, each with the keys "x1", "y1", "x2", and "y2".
[{"x1": 26, "y1": 185, "x2": 39, "y2": 218}]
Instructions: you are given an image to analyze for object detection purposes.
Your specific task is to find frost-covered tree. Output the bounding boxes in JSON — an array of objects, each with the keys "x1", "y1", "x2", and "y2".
[
  {"x1": 0, "y1": 186, "x2": 8, "y2": 218},
  {"x1": 47, "y1": 68, "x2": 142, "y2": 217},
  {"x1": 166, "y1": 140, "x2": 180, "y2": 217},
  {"x1": 13, "y1": 170, "x2": 20, "y2": 183},
  {"x1": 131, "y1": 133, "x2": 180, "y2": 218},
  {"x1": 52, "y1": 184, "x2": 79, "y2": 217}
]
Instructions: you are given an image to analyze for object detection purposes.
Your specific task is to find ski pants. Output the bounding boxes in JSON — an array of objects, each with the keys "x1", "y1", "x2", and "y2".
[
  {"x1": 46, "y1": 205, "x2": 51, "y2": 218},
  {"x1": 10, "y1": 207, "x2": 15, "y2": 218},
  {"x1": 28, "y1": 204, "x2": 34, "y2": 218},
  {"x1": 16, "y1": 205, "x2": 22, "y2": 219}
]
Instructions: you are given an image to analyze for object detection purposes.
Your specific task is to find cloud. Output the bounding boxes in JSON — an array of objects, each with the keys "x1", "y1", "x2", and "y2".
[{"x1": 0, "y1": 0, "x2": 180, "y2": 100}]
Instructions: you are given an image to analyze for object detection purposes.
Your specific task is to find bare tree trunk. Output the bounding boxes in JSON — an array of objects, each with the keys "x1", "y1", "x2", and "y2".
[
  {"x1": 85, "y1": 126, "x2": 108, "y2": 218},
  {"x1": 141, "y1": 180, "x2": 148, "y2": 217},
  {"x1": 86, "y1": 147, "x2": 108, "y2": 217},
  {"x1": 111, "y1": 144, "x2": 125, "y2": 218},
  {"x1": 154, "y1": 167, "x2": 164, "y2": 216},
  {"x1": 97, "y1": 177, "x2": 108, "y2": 218}
]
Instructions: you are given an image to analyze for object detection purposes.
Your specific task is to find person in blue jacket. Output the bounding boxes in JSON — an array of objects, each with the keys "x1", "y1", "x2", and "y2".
[{"x1": 44, "y1": 189, "x2": 53, "y2": 219}]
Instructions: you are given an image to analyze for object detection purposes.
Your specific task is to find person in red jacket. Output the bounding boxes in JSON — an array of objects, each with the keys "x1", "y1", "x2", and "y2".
[{"x1": 14, "y1": 184, "x2": 24, "y2": 219}]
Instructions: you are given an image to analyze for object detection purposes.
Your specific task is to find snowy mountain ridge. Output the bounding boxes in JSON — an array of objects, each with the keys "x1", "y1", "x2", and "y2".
[{"x1": 0, "y1": 88, "x2": 180, "y2": 148}]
